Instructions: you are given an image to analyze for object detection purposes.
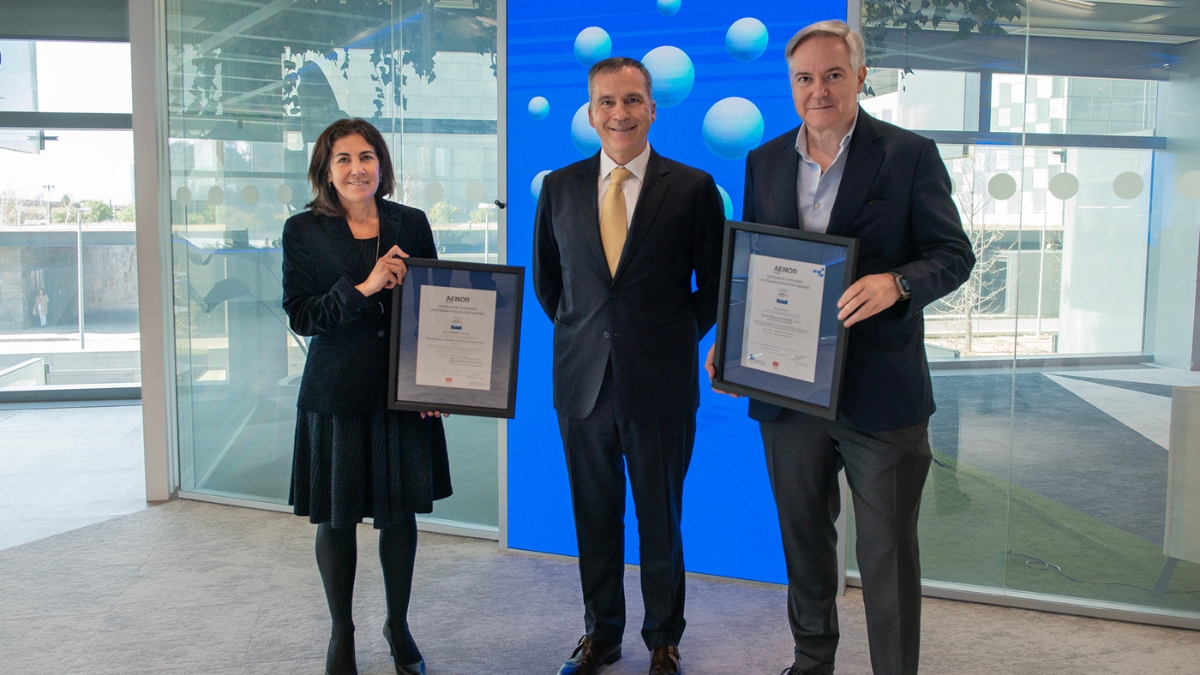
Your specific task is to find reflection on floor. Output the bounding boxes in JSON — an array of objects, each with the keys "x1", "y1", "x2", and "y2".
[{"x1": 0, "y1": 402, "x2": 147, "y2": 551}]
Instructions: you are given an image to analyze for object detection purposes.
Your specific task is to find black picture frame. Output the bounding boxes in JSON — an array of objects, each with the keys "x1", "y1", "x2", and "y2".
[
  {"x1": 712, "y1": 221, "x2": 858, "y2": 420},
  {"x1": 388, "y1": 258, "x2": 525, "y2": 418}
]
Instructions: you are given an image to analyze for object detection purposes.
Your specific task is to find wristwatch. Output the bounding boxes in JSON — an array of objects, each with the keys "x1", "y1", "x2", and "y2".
[{"x1": 889, "y1": 271, "x2": 912, "y2": 300}]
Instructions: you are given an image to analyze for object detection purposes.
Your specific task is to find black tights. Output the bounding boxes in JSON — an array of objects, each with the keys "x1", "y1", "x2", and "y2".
[{"x1": 316, "y1": 514, "x2": 421, "y2": 673}]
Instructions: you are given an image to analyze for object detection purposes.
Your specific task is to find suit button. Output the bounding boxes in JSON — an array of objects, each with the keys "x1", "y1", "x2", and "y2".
[
  {"x1": 603, "y1": 331, "x2": 611, "y2": 339},
  {"x1": 609, "y1": 291, "x2": 616, "y2": 299},
  {"x1": 377, "y1": 330, "x2": 385, "y2": 337}
]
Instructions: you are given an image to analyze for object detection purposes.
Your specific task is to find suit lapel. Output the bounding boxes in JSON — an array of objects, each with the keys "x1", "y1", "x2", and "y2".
[
  {"x1": 377, "y1": 200, "x2": 401, "y2": 253},
  {"x1": 575, "y1": 155, "x2": 611, "y2": 280},
  {"x1": 772, "y1": 132, "x2": 801, "y2": 230},
  {"x1": 613, "y1": 150, "x2": 668, "y2": 285},
  {"x1": 827, "y1": 108, "x2": 884, "y2": 236},
  {"x1": 320, "y1": 211, "x2": 363, "y2": 278}
]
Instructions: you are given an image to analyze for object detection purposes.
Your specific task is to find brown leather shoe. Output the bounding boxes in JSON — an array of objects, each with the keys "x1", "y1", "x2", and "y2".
[
  {"x1": 648, "y1": 645, "x2": 682, "y2": 675},
  {"x1": 556, "y1": 635, "x2": 621, "y2": 675}
]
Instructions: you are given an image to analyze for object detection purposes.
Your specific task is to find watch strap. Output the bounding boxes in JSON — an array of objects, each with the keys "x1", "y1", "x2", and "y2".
[{"x1": 889, "y1": 271, "x2": 912, "y2": 300}]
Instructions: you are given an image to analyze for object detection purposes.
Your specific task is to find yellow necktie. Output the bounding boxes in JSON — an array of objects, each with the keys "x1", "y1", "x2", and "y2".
[{"x1": 600, "y1": 167, "x2": 633, "y2": 276}]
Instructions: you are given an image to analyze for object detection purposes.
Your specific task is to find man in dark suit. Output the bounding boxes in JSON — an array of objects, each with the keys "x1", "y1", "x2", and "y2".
[
  {"x1": 706, "y1": 21, "x2": 975, "y2": 675},
  {"x1": 533, "y1": 56, "x2": 725, "y2": 675}
]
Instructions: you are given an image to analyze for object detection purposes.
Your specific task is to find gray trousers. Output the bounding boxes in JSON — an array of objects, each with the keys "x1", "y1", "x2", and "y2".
[{"x1": 760, "y1": 409, "x2": 931, "y2": 675}]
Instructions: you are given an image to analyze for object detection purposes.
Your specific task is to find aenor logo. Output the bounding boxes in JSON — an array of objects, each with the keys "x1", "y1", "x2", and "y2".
[
  {"x1": 446, "y1": 295, "x2": 471, "y2": 302},
  {"x1": 773, "y1": 265, "x2": 797, "y2": 274}
]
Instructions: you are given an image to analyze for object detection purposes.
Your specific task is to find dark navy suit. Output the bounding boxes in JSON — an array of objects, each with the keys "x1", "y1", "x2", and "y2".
[
  {"x1": 744, "y1": 109, "x2": 974, "y2": 675},
  {"x1": 533, "y1": 149, "x2": 724, "y2": 649}
]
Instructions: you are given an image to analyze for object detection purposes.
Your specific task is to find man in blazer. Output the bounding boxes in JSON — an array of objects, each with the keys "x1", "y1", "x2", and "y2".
[
  {"x1": 533, "y1": 57, "x2": 725, "y2": 675},
  {"x1": 707, "y1": 21, "x2": 975, "y2": 675}
]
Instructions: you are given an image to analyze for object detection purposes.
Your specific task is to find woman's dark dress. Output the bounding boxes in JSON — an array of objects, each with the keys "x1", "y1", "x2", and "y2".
[{"x1": 281, "y1": 199, "x2": 452, "y2": 530}]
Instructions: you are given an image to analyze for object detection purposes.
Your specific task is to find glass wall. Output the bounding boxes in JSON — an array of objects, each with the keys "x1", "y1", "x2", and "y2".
[
  {"x1": 164, "y1": 0, "x2": 499, "y2": 529},
  {"x1": 0, "y1": 40, "x2": 139, "y2": 388},
  {"x1": 848, "y1": 1, "x2": 1200, "y2": 621}
]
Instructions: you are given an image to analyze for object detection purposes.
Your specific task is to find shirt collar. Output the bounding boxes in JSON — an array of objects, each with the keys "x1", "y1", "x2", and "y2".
[
  {"x1": 600, "y1": 144, "x2": 652, "y2": 183},
  {"x1": 795, "y1": 116, "x2": 857, "y2": 164}
]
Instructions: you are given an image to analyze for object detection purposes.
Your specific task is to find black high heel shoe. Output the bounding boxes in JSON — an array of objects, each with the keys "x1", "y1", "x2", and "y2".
[{"x1": 383, "y1": 624, "x2": 425, "y2": 675}]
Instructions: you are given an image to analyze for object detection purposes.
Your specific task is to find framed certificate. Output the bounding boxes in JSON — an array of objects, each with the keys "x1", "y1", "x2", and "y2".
[
  {"x1": 388, "y1": 259, "x2": 525, "y2": 418},
  {"x1": 712, "y1": 221, "x2": 857, "y2": 420}
]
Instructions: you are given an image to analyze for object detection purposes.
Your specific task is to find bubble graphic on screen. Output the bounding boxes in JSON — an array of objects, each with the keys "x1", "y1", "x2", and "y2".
[
  {"x1": 575, "y1": 27, "x2": 612, "y2": 67},
  {"x1": 726, "y1": 18, "x2": 768, "y2": 62},
  {"x1": 531, "y1": 170, "x2": 552, "y2": 202},
  {"x1": 571, "y1": 103, "x2": 602, "y2": 156},
  {"x1": 702, "y1": 98, "x2": 764, "y2": 160},
  {"x1": 528, "y1": 96, "x2": 550, "y2": 120},
  {"x1": 657, "y1": 0, "x2": 681, "y2": 16},
  {"x1": 716, "y1": 184, "x2": 733, "y2": 219},
  {"x1": 642, "y1": 46, "x2": 694, "y2": 108}
]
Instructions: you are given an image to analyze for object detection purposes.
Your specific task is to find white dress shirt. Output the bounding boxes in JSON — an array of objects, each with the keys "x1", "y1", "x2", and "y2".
[
  {"x1": 597, "y1": 144, "x2": 652, "y2": 228},
  {"x1": 795, "y1": 117, "x2": 857, "y2": 234}
]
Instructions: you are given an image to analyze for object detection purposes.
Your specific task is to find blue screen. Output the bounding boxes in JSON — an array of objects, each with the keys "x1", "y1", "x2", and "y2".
[{"x1": 507, "y1": 0, "x2": 846, "y2": 583}]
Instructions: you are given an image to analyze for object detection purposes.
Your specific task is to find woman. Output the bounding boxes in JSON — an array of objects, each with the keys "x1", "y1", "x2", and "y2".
[{"x1": 282, "y1": 118, "x2": 450, "y2": 675}]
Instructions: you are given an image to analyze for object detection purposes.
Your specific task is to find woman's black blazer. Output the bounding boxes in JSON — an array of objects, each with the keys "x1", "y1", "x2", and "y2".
[{"x1": 282, "y1": 199, "x2": 437, "y2": 415}]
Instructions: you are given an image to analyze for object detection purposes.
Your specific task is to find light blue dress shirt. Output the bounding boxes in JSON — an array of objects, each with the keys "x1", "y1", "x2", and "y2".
[{"x1": 795, "y1": 117, "x2": 857, "y2": 234}]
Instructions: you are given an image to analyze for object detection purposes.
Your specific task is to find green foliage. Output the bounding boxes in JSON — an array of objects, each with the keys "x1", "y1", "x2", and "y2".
[
  {"x1": 861, "y1": 0, "x2": 1024, "y2": 71},
  {"x1": 468, "y1": 208, "x2": 492, "y2": 224},
  {"x1": 80, "y1": 200, "x2": 114, "y2": 222},
  {"x1": 116, "y1": 204, "x2": 136, "y2": 222},
  {"x1": 428, "y1": 201, "x2": 459, "y2": 224}
]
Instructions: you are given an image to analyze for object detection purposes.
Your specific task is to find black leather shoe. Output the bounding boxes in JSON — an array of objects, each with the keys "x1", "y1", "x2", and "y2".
[
  {"x1": 648, "y1": 645, "x2": 682, "y2": 675},
  {"x1": 557, "y1": 635, "x2": 622, "y2": 675}
]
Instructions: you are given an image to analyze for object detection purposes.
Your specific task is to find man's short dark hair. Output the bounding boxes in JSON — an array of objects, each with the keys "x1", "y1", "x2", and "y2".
[
  {"x1": 305, "y1": 118, "x2": 396, "y2": 217},
  {"x1": 587, "y1": 57, "x2": 654, "y2": 101}
]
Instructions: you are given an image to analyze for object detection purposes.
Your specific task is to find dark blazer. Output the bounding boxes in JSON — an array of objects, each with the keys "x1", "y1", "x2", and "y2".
[
  {"x1": 282, "y1": 199, "x2": 438, "y2": 415},
  {"x1": 533, "y1": 149, "x2": 726, "y2": 421},
  {"x1": 743, "y1": 108, "x2": 975, "y2": 431}
]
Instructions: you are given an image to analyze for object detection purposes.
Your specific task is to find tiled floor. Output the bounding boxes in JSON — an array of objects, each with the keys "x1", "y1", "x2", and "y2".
[{"x1": 0, "y1": 402, "x2": 148, "y2": 550}]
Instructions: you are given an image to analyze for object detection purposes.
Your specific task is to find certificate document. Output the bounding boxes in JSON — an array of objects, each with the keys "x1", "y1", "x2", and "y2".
[
  {"x1": 414, "y1": 284, "x2": 497, "y2": 391},
  {"x1": 740, "y1": 253, "x2": 827, "y2": 383}
]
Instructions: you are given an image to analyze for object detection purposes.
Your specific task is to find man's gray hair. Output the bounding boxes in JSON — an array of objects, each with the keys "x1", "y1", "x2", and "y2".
[
  {"x1": 784, "y1": 20, "x2": 866, "y2": 74},
  {"x1": 587, "y1": 56, "x2": 654, "y2": 100}
]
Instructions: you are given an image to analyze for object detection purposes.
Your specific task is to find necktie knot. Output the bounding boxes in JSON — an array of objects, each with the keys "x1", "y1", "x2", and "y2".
[{"x1": 609, "y1": 167, "x2": 633, "y2": 188}]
